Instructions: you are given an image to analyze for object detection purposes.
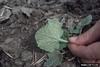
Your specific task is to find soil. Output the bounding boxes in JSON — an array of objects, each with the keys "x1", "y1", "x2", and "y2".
[{"x1": 0, "y1": 0, "x2": 99, "y2": 67}]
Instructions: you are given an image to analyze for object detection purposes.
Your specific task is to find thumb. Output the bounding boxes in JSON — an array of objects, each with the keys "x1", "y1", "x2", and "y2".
[
  {"x1": 69, "y1": 21, "x2": 100, "y2": 45},
  {"x1": 69, "y1": 42, "x2": 100, "y2": 60}
]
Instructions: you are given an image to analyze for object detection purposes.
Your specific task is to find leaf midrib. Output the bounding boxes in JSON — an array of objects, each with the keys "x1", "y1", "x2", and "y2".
[{"x1": 39, "y1": 33, "x2": 68, "y2": 43}]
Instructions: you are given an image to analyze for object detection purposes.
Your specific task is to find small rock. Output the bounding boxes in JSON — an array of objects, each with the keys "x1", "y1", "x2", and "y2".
[
  {"x1": 20, "y1": 7, "x2": 33, "y2": 17},
  {"x1": 4, "y1": 38, "x2": 14, "y2": 44},
  {"x1": 15, "y1": 59, "x2": 23, "y2": 66},
  {"x1": 0, "y1": 8, "x2": 11, "y2": 23},
  {"x1": 21, "y1": 50, "x2": 33, "y2": 62},
  {"x1": 24, "y1": 62, "x2": 31, "y2": 67},
  {"x1": 0, "y1": 38, "x2": 22, "y2": 58},
  {"x1": 12, "y1": 7, "x2": 21, "y2": 14}
]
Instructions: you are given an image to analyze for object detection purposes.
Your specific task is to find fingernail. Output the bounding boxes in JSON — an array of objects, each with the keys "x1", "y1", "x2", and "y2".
[{"x1": 69, "y1": 37, "x2": 78, "y2": 42}]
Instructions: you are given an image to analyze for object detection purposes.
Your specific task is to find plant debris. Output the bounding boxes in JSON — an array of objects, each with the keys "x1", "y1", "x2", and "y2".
[
  {"x1": 0, "y1": 0, "x2": 99, "y2": 67},
  {"x1": 35, "y1": 15, "x2": 92, "y2": 67}
]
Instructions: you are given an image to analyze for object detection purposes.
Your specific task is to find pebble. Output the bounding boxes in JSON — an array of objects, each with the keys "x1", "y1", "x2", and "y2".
[{"x1": 21, "y1": 50, "x2": 33, "y2": 62}]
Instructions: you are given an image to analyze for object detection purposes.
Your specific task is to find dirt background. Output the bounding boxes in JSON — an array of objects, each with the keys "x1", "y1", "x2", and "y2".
[{"x1": 0, "y1": 0, "x2": 100, "y2": 67}]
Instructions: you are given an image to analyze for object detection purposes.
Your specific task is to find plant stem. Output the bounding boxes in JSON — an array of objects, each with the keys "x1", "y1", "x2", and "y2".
[{"x1": 59, "y1": 39, "x2": 68, "y2": 43}]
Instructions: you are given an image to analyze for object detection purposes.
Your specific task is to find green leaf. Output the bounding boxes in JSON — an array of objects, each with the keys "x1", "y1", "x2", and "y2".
[
  {"x1": 76, "y1": 15, "x2": 92, "y2": 33},
  {"x1": 78, "y1": 15, "x2": 92, "y2": 27},
  {"x1": 44, "y1": 51, "x2": 63, "y2": 67},
  {"x1": 69, "y1": 15, "x2": 92, "y2": 34},
  {"x1": 72, "y1": 26, "x2": 81, "y2": 34},
  {"x1": 59, "y1": 42, "x2": 67, "y2": 50},
  {"x1": 35, "y1": 18, "x2": 68, "y2": 52}
]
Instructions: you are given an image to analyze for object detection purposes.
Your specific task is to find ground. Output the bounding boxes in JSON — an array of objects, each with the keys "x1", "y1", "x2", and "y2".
[{"x1": 0, "y1": 0, "x2": 99, "y2": 67}]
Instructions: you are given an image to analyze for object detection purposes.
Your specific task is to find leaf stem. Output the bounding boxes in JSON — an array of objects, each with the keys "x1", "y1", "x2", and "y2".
[{"x1": 59, "y1": 39, "x2": 68, "y2": 43}]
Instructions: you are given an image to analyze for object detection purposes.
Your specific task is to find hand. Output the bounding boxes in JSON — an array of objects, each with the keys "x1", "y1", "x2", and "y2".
[{"x1": 69, "y1": 20, "x2": 100, "y2": 63}]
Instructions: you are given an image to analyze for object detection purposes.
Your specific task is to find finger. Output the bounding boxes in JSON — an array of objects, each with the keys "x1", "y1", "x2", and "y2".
[
  {"x1": 69, "y1": 21, "x2": 100, "y2": 45},
  {"x1": 68, "y1": 42, "x2": 100, "y2": 60},
  {"x1": 95, "y1": 60, "x2": 100, "y2": 63},
  {"x1": 81, "y1": 59, "x2": 100, "y2": 63},
  {"x1": 81, "y1": 59, "x2": 95, "y2": 63}
]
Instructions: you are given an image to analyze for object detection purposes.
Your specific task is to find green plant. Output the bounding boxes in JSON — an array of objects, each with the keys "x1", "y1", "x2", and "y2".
[{"x1": 35, "y1": 15, "x2": 92, "y2": 67}]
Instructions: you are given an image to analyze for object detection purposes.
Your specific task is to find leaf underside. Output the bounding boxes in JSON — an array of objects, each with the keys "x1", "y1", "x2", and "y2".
[
  {"x1": 44, "y1": 51, "x2": 62, "y2": 67},
  {"x1": 35, "y1": 18, "x2": 67, "y2": 52},
  {"x1": 35, "y1": 15, "x2": 93, "y2": 67}
]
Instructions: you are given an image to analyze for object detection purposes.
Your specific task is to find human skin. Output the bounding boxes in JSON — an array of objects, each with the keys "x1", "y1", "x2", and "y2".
[{"x1": 68, "y1": 20, "x2": 100, "y2": 63}]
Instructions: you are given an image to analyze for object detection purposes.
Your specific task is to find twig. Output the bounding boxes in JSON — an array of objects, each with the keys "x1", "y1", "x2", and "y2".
[
  {"x1": 31, "y1": 54, "x2": 47, "y2": 65},
  {"x1": 4, "y1": 6, "x2": 12, "y2": 9},
  {"x1": 67, "y1": 57, "x2": 75, "y2": 61},
  {"x1": 3, "y1": 50, "x2": 14, "y2": 58},
  {"x1": 0, "y1": 8, "x2": 5, "y2": 17}
]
